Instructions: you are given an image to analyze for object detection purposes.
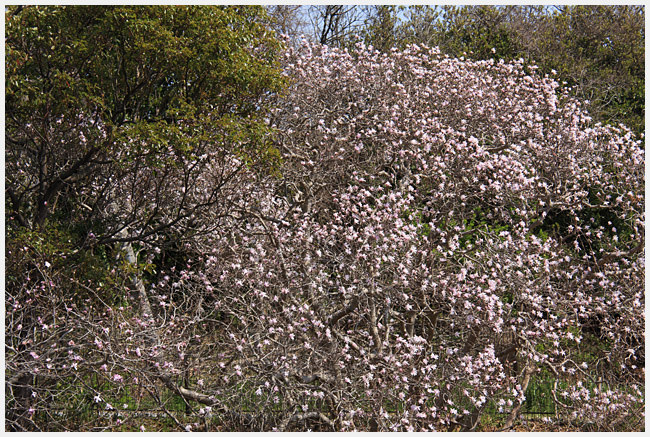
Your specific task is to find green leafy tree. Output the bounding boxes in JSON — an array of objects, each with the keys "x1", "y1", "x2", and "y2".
[
  {"x1": 360, "y1": 5, "x2": 400, "y2": 53},
  {"x1": 432, "y1": 5, "x2": 519, "y2": 61},
  {"x1": 5, "y1": 5, "x2": 284, "y2": 430},
  {"x1": 509, "y1": 5, "x2": 644, "y2": 137},
  {"x1": 394, "y1": 5, "x2": 441, "y2": 48},
  {"x1": 395, "y1": 5, "x2": 519, "y2": 61},
  {"x1": 6, "y1": 5, "x2": 284, "y2": 234}
]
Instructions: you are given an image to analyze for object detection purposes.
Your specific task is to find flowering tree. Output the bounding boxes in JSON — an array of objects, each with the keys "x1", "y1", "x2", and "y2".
[
  {"x1": 6, "y1": 20, "x2": 644, "y2": 432},
  {"x1": 195, "y1": 41, "x2": 643, "y2": 431}
]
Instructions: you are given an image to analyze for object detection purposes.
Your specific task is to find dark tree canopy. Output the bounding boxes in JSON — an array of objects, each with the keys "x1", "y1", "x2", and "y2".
[{"x1": 6, "y1": 5, "x2": 285, "y2": 233}]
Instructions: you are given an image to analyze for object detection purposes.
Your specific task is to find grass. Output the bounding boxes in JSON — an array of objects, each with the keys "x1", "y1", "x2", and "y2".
[{"x1": 22, "y1": 368, "x2": 643, "y2": 432}]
